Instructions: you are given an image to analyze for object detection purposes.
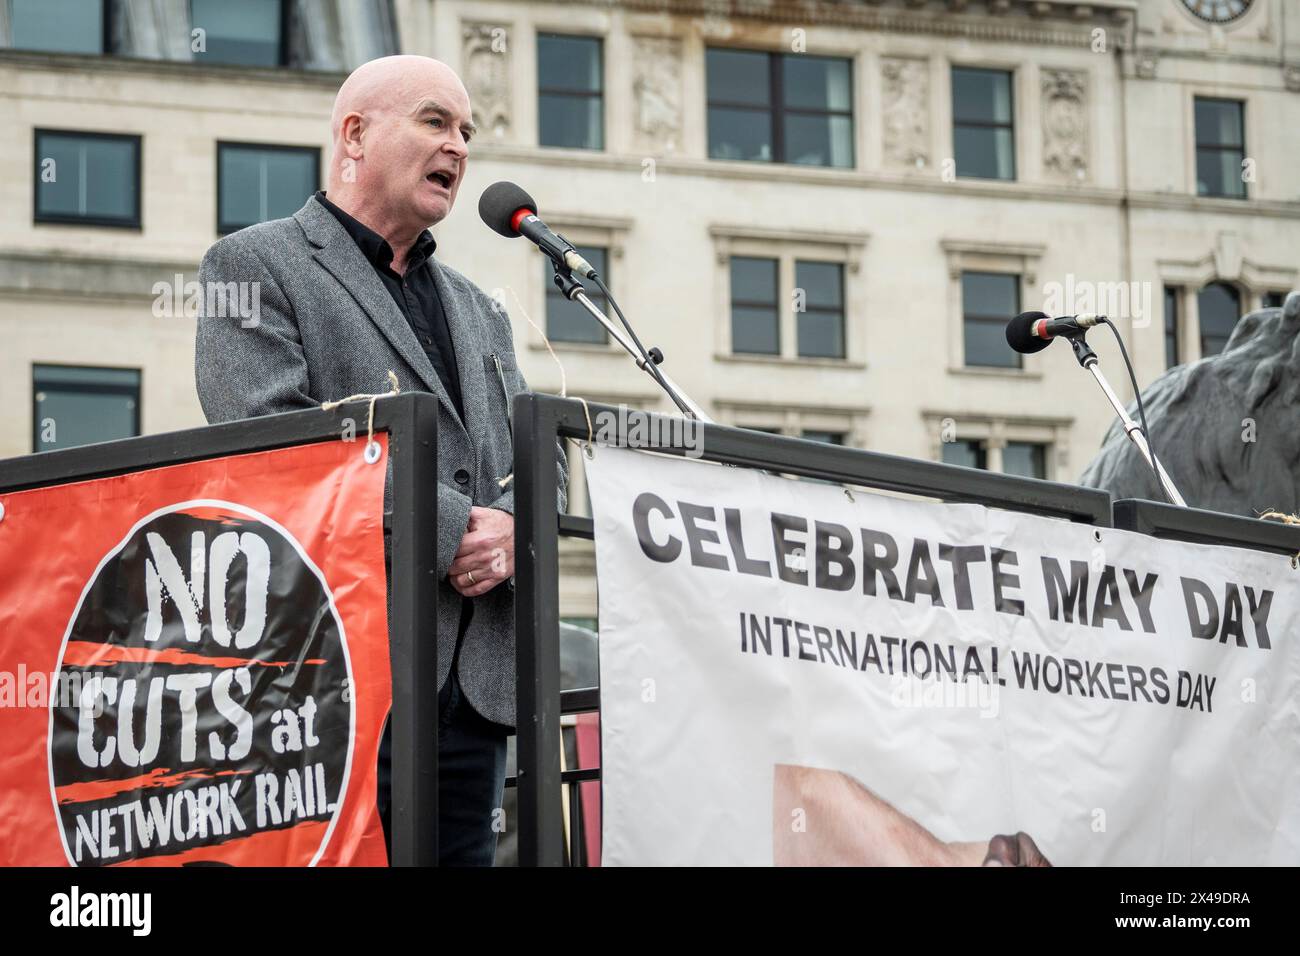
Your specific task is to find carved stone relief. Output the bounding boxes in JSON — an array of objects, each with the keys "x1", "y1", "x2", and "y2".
[
  {"x1": 1041, "y1": 68, "x2": 1089, "y2": 183},
  {"x1": 881, "y1": 57, "x2": 930, "y2": 171}
]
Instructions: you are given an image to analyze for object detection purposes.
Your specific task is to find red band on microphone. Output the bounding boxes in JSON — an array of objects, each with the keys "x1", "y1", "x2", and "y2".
[
  {"x1": 510, "y1": 207, "x2": 534, "y2": 234},
  {"x1": 1032, "y1": 318, "x2": 1050, "y2": 339}
]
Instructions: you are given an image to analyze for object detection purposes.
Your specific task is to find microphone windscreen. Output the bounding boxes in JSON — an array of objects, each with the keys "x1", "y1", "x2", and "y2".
[
  {"x1": 479, "y1": 181, "x2": 536, "y2": 238},
  {"x1": 1005, "y1": 311, "x2": 1052, "y2": 354}
]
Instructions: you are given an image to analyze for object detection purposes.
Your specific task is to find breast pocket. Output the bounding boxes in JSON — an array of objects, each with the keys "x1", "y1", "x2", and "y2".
[{"x1": 483, "y1": 353, "x2": 518, "y2": 444}]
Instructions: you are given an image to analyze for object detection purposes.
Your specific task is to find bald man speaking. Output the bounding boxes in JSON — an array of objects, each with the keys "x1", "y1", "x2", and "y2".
[{"x1": 195, "y1": 56, "x2": 567, "y2": 865}]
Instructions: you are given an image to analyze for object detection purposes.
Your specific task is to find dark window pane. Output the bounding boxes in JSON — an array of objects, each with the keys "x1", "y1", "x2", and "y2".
[
  {"x1": 730, "y1": 255, "x2": 781, "y2": 351},
  {"x1": 11, "y1": 0, "x2": 102, "y2": 53},
  {"x1": 782, "y1": 113, "x2": 854, "y2": 167},
  {"x1": 730, "y1": 256, "x2": 778, "y2": 303},
  {"x1": 1262, "y1": 291, "x2": 1286, "y2": 309},
  {"x1": 962, "y1": 271, "x2": 1018, "y2": 317},
  {"x1": 35, "y1": 131, "x2": 139, "y2": 225},
  {"x1": 33, "y1": 365, "x2": 140, "y2": 452},
  {"x1": 964, "y1": 320, "x2": 1019, "y2": 368},
  {"x1": 954, "y1": 126, "x2": 1015, "y2": 180},
  {"x1": 796, "y1": 261, "x2": 842, "y2": 308},
  {"x1": 707, "y1": 106, "x2": 772, "y2": 161},
  {"x1": 538, "y1": 34, "x2": 602, "y2": 93},
  {"x1": 1194, "y1": 98, "x2": 1244, "y2": 148},
  {"x1": 962, "y1": 271, "x2": 1020, "y2": 368},
  {"x1": 1003, "y1": 442, "x2": 1047, "y2": 479},
  {"x1": 942, "y1": 439, "x2": 987, "y2": 470},
  {"x1": 797, "y1": 311, "x2": 844, "y2": 359},
  {"x1": 795, "y1": 261, "x2": 844, "y2": 359},
  {"x1": 191, "y1": 0, "x2": 282, "y2": 67},
  {"x1": 1198, "y1": 282, "x2": 1240, "y2": 357},
  {"x1": 952, "y1": 68, "x2": 1013, "y2": 124},
  {"x1": 218, "y1": 144, "x2": 317, "y2": 232},
  {"x1": 801, "y1": 430, "x2": 844, "y2": 445},
  {"x1": 706, "y1": 48, "x2": 770, "y2": 107},
  {"x1": 1196, "y1": 147, "x2": 1245, "y2": 198},
  {"x1": 539, "y1": 94, "x2": 603, "y2": 150},
  {"x1": 731, "y1": 307, "x2": 780, "y2": 354},
  {"x1": 546, "y1": 247, "x2": 608, "y2": 343},
  {"x1": 952, "y1": 68, "x2": 1015, "y2": 181},
  {"x1": 782, "y1": 56, "x2": 851, "y2": 111},
  {"x1": 1164, "y1": 286, "x2": 1180, "y2": 369}
]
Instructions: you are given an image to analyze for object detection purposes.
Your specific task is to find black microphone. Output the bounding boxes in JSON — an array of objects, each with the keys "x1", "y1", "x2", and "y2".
[
  {"x1": 1005, "y1": 311, "x2": 1104, "y2": 354},
  {"x1": 478, "y1": 181, "x2": 596, "y2": 278}
]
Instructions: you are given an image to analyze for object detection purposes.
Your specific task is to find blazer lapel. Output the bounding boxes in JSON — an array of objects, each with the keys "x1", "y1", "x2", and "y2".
[
  {"x1": 429, "y1": 259, "x2": 487, "y2": 439},
  {"x1": 295, "y1": 199, "x2": 467, "y2": 431}
]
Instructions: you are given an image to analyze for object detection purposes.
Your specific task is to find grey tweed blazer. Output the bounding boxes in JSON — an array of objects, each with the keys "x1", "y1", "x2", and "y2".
[{"x1": 194, "y1": 196, "x2": 567, "y2": 729}]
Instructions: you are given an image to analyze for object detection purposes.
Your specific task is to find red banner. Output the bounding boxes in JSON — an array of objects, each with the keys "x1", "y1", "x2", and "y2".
[{"x1": 0, "y1": 437, "x2": 392, "y2": 866}]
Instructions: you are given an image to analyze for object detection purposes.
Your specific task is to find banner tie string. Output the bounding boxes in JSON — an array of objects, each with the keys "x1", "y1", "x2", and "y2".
[
  {"x1": 321, "y1": 370, "x2": 400, "y2": 464},
  {"x1": 1258, "y1": 510, "x2": 1300, "y2": 568}
]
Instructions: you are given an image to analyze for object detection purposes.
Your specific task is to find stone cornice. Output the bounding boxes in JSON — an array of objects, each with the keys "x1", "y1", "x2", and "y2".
[
  {"x1": 0, "y1": 49, "x2": 344, "y2": 89},
  {"x1": 593, "y1": 0, "x2": 1134, "y2": 48},
  {"x1": 0, "y1": 249, "x2": 198, "y2": 301},
  {"x1": 474, "y1": 143, "x2": 1300, "y2": 217}
]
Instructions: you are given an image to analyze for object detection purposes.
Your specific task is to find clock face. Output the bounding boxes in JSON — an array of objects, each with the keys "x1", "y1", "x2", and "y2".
[{"x1": 1180, "y1": 0, "x2": 1253, "y2": 23}]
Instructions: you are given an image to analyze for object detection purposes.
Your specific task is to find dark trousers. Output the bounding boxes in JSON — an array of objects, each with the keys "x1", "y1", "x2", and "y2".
[{"x1": 378, "y1": 598, "x2": 508, "y2": 866}]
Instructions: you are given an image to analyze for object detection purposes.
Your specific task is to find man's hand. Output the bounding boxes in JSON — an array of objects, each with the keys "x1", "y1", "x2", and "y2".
[{"x1": 448, "y1": 506, "x2": 514, "y2": 597}]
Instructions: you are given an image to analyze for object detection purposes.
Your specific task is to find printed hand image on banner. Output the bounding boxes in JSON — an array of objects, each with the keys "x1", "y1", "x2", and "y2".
[
  {"x1": 771, "y1": 764, "x2": 1051, "y2": 866},
  {"x1": 0, "y1": 439, "x2": 391, "y2": 866},
  {"x1": 585, "y1": 446, "x2": 1300, "y2": 866}
]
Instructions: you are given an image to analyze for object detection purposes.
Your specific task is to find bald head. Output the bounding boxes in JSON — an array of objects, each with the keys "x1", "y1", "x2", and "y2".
[
  {"x1": 330, "y1": 55, "x2": 472, "y2": 143},
  {"x1": 326, "y1": 55, "x2": 475, "y2": 241}
]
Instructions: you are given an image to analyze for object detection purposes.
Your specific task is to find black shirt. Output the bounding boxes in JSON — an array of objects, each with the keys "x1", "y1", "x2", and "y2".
[{"x1": 315, "y1": 191, "x2": 464, "y2": 421}]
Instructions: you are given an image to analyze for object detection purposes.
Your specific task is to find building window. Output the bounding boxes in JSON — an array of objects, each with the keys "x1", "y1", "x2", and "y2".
[
  {"x1": 1194, "y1": 97, "x2": 1245, "y2": 199},
  {"x1": 962, "y1": 271, "x2": 1020, "y2": 368},
  {"x1": 801, "y1": 429, "x2": 845, "y2": 446},
  {"x1": 217, "y1": 143, "x2": 318, "y2": 234},
  {"x1": 942, "y1": 439, "x2": 987, "y2": 470},
  {"x1": 795, "y1": 261, "x2": 845, "y2": 359},
  {"x1": 538, "y1": 34, "x2": 603, "y2": 150},
  {"x1": 952, "y1": 67, "x2": 1016, "y2": 181},
  {"x1": 1198, "y1": 281, "x2": 1240, "y2": 357},
  {"x1": 1262, "y1": 291, "x2": 1287, "y2": 309},
  {"x1": 33, "y1": 365, "x2": 140, "y2": 452},
  {"x1": 545, "y1": 247, "x2": 609, "y2": 344},
  {"x1": 942, "y1": 438, "x2": 1047, "y2": 478},
  {"x1": 1002, "y1": 441, "x2": 1047, "y2": 479},
  {"x1": 729, "y1": 256, "x2": 780, "y2": 355},
  {"x1": 10, "y1": 0, "x2": 104, "y2": 54},
  {"x1": 706, "y1": 48, "x2": 853, "y2": 168},
  {"x1": 1164, "y1": 286, "x2": 1181, "y2": 369},
  {"x1": 190, "y1": 0, "x2": 284, "y2": 68},
  {"x1": 34, "y1": 129, "x2": 141, "y2": 228}
]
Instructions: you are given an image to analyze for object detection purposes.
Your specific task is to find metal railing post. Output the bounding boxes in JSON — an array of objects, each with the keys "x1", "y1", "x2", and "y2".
[{"x1": 514, "y1": 393, "x2": 566, "y2": 866}]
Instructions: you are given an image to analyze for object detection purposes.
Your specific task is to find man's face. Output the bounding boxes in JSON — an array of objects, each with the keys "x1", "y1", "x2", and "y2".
[{"x1": 362, "y1": 72, "x2": 474, "y2": 229}]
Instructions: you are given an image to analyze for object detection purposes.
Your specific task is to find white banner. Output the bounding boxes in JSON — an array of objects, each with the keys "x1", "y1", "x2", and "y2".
[{"x1": 586, "y1": 445, "x2": 1300, "y2": 866}]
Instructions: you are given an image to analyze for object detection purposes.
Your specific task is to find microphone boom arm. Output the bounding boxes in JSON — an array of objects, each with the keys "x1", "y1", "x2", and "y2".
[
  {"x1": 1066, "y1": 333, "x2": 1187, "y2": 508},
  {"x1": 550, "y1": 263, "x2": 713, "y2": 422}
]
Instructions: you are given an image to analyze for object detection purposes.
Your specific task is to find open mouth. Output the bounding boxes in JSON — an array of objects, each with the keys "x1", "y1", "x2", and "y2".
[{"x1": 426, "y1": 171, "x2": 453, "y2": 190}]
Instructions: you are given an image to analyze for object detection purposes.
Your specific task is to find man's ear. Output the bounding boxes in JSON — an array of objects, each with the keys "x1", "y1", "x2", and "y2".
[{"x1": 340, "y1": 112, "x2": 367, "y2": 160}]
